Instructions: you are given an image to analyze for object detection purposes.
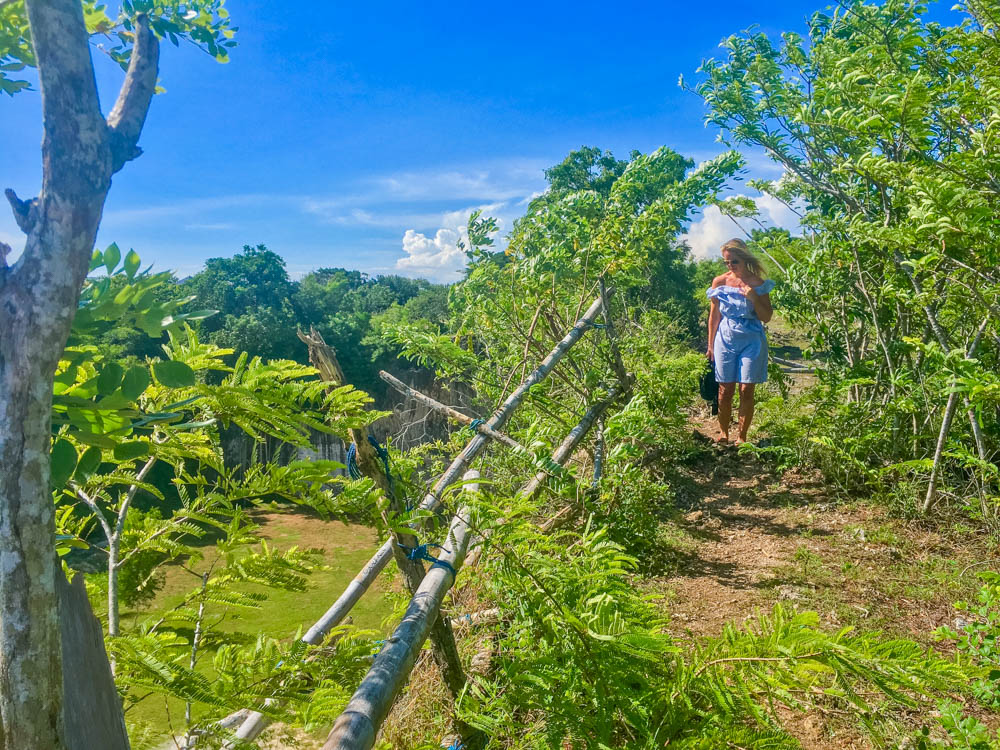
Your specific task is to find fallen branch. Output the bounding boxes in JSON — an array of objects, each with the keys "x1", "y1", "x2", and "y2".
[{"x1": 379, "y1": 370, "x2": 525, "y2": 452}]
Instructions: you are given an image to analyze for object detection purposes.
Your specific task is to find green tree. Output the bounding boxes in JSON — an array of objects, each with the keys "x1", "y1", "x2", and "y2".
[
  {"x1": 693, "y1": 0, "x2": 1000, "y2": 511},
  {"x1": 184, "y1": 244, "x2": 300, "y2": 362},
  {"x1": 0, "y1": 2, "x2": 233, "y2": 746}
]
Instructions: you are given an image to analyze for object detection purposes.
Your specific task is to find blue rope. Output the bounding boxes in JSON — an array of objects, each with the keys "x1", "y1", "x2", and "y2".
[
  {"x1": 447, "y1": 743, "x2": 465, "y2": 750},
  {"x1": 468, "y1": 418, "x2": 486, "y2": 432},
  {"x1": 346, "y1": 442, "x2": 362, "y2": 480},
  {"x1": 399, "y1": 542, "x2": 457, "y2": 580},
  {"x1": 347, "y1": 436, "x2": 396, "y2": 497},
  {"x1": 589, "y1": 322, "x2": 607, "y2": 329},
  {"x1": 367, "y1": 435, "x2": 393, "y2": 490}
]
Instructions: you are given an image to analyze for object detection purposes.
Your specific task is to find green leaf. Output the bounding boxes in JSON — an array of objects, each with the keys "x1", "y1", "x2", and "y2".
[
  {"x1": 50, "y1": 439, "x2": 77, "y2": 490},
  {"x1": 96, "y1": 362, "x2": 124, "y2": 396},
  {"x1": 103, "y1": 242, "x2": 121, "y2": 274},
  {"x1": 153, "y1": 360, "x2": 196, "y2": 388},
  {"x1": 113, "y1": 441, "x2": 149, "y2": 461},
  {"x1": 120, "y1": 365, "x2": 150, "y2": 401},
  {"x1": 123, "y1": 249, "x2": 141, "y2": 278},
  {"x1": 89, "y1": 248, "x2": 103, "y2": 272},
  {"x1": 55, "y1": 535, "x2": 88, "y2": 556},
  {"x1": 75, "y1": 446, "x2": 103, "y2": 481}
]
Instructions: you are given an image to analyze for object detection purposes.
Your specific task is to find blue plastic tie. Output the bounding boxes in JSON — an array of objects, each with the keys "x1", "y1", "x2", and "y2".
[
  {"x1": 367, "y1": 435, "x2": 394, "y2": 491},
  {"x1": 399, "y1": 542, "x2": 457, "y2": 580},
  {"x1": 589, "y1": 322, "x2": 607, "y2": 329},
  {"x1": 468, "y1": 418, "x2": 486, "y2": 432},
  {"x1": 346, "y1": 442, "x2": 362, "y2": 480},
  {"x1": 447, "y1": 743, "x2": 465, "y2": 750}
]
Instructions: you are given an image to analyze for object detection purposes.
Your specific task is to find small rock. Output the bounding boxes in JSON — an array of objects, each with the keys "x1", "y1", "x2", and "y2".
[
  {"x1": 954, "y1": 617, "x2": 970, "y2": 629},
  {"x1": 777, "y1": 585, "x2": 803, "y2": 601}
]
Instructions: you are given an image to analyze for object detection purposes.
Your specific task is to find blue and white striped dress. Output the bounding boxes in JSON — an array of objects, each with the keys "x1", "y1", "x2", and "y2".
[{"x1": 707, "y1": 279, "x2": 776, "y2": 384}]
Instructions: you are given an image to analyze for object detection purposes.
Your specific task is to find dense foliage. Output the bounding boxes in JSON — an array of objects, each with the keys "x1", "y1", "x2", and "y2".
[
  {"x1": 16, "y1": 1, "x2": 1000, "y2": 747},
  {"x1": 693, "y1": 0, "x2": 1000, "y2": 518},
  {"x1": 94, "y1": 243, "x2": 449, "y2": 402}
]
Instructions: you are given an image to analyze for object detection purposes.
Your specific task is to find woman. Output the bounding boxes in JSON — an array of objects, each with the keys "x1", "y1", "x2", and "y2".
[{"x1": 706, "y1": 238, "x2": 775, "y2": 444}]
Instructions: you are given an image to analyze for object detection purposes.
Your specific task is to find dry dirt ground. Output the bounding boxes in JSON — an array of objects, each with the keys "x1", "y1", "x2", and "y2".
[{"x1": 641, "y1": 414, "x2": 1000, "y2": 748}]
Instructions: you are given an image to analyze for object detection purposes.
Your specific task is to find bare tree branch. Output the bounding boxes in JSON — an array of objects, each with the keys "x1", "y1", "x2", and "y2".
[
  {"x1": 114, "y1": 455, "x2": 157, "y2": 540},
  {"x1": 106, "y1": 13, "x2": 159, "y2": 173},
  {"x1": 72, "y1": 484, "x2": 113, "y2": 541},
  {"x1": 4, "y1": 189, "x2": 38, "y2": 234}
]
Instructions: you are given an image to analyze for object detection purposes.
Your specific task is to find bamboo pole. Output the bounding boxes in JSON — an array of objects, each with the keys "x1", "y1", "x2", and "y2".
[
  {"x1": 520, "y1": 383, "x2": 620, "y2": 501},
  {"x1": 226, "y1": 295, "x2": 608, "y2": 743},
  {"x1": 379, "y1": 370, "x2": 525, "y2": 451},
  {"x1": 322, "y1": 473, "x2": 480, "y2": 750},
  {"x1": 466, "y1": 384, "x2": 621, "y2": 567},
  {"x1": 299, "y1": 292, "x2": 607, "y2": 637}
]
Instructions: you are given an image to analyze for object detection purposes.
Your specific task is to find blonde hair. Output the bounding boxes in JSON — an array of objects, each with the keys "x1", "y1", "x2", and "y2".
[{"x1": 721, "y1": 238, "x2": 766, "y2": 279}]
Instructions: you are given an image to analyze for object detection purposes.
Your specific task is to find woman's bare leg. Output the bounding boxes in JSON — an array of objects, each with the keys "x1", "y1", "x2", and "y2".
[
  {"x1": 737, "y1": 383, "x2": 756, "y2": 442},
  {"x1": 718, "y1": 382, "x2": 736, "y2": 441}
]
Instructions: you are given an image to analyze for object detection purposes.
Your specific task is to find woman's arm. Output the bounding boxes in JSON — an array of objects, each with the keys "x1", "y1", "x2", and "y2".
[
  {"x1": 744, "y1": 287, "x2": 773, "y2": 323},
  {"x1": 707, "y1": 298, "x2": 720, "y2": 359}
]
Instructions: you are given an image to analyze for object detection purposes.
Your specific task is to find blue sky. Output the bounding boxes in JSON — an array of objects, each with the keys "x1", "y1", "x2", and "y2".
[{"x1": 0, "y1": 1, "x2": 957, "y2": 281}]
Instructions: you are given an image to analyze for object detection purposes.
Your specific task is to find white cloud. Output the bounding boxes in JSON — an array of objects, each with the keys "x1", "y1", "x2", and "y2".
[
  {"x1": 371, "y1": 159, "x2": 548, "y2": 202},
  {"x1": 682, "y1": 204, "x2": 740, "y2": 260},
  {"x1": 394, "y1": 201, "x2": 507, "y2": 282},
  {"x1": 103, "y1": 194, "x2": 291, "y2": 225},
  {"x1": 681, "y1": 193, "x2": 801, "y2": 260},
  {"x1": 396, "y1": 228, "x2": 467, "y2": 282}
]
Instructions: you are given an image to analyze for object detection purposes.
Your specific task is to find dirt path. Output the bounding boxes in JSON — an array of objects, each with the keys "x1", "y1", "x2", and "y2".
[
  {"x1": 659, "y1": 421, "x2": 833, "y2": 637},
  {"x1": 644, "y1": 412, "x2": 999, "y2": 748}
]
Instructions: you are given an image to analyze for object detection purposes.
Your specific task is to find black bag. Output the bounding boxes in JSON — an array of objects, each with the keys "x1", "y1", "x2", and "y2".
[{"x1": 699, "y1": 357, "x2": 719, "y2": 415}]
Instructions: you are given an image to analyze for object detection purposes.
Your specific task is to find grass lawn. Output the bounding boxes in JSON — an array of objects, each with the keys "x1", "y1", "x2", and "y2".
[{"x1": 122, "y1": 508, "x2": 395, "y2": 744}]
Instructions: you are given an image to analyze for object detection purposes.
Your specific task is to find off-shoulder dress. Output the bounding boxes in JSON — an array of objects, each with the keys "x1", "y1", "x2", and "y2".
[{"x1": 706, "y1": 279, "x2": 776, "y2": 384}]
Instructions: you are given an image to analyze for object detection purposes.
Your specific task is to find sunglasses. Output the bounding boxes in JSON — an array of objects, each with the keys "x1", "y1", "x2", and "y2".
[{"x1": 724, "y1": 259, "x2": 742, "y2": 267}]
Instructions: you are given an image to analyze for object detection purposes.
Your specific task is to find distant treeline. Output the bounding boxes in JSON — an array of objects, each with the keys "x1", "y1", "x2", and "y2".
[{"x1": 101, "y1": 244, "x2": 450, "y2": 400}]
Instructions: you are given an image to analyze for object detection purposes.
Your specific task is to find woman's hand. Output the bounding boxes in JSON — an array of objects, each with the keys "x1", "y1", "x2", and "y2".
[{"x1": 706, "y1": 345, "x2": 714, "y2": 361}]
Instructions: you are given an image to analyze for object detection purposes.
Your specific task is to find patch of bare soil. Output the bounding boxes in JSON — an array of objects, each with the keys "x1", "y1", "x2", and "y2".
[
  {"x1": 658, "y1": 420, "x2": 837, "y2": 638},
  {"x1": 649, "y1": 414, "x2": 1000, "y2": 749}
]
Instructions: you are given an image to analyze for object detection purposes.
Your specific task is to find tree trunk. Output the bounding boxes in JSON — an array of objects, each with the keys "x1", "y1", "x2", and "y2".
[
  {"x1": 108, "y1": 543, "x2": 121, "y2": 638},
  {"x1": 0, "y1": 371, "x2": 67, "y2": 748},
  {"x1": 0, "y1": 1, "x2": 158, "y2": 745},
  {"x1": 58, "y1": 573, "x2": 129, "y2": 750}
]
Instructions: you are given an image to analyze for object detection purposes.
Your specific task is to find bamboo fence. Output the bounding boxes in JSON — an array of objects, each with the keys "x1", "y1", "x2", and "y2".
[{"x1": 225, "y1": 294, "x2": 610, "y2": 744}]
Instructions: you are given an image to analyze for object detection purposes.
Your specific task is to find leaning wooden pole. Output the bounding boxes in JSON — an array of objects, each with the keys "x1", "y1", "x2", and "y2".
[
  {"x1": 466, "y1": 383, "x2": 622, "y2": 567},
  {"x1": 298, "y1": 292, "x2": 607, "y2": 637},
  {"x1": 227, "y1": 295, "x2": 608, "y2": 743},
  {"x1": 379, "y1": 370, "x2": 525, "y2": 451},
  {"x1": 521, "y1": 383, "x2": 620, "y2": 501},
  {"x1": 322, "y1": 472, "x2": 480, "y2": 750}
]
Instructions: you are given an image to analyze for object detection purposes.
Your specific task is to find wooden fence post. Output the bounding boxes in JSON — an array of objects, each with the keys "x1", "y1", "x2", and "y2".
[{"x1": 322, "y1": 473, "x2": 481, "y2": 750}]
